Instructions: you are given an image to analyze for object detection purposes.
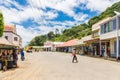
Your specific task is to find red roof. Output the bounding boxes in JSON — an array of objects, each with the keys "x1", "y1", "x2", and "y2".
[
  {"x1": 4, "y1": 25, "x2": 15, "y2": 32},
  {"x1": 58, "y1": 39, "x2": 78, "y2": 47}
]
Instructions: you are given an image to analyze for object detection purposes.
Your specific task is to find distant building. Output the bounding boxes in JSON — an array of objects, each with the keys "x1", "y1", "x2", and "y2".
[
  {"x1": 44, "y1": 41, "x2": 63, "y2": 51},
  {"x1": 2, "y1": 24, "x2": 22, "y2": 48}
]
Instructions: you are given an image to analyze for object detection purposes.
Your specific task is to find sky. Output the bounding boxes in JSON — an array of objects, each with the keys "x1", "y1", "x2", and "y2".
[{"x1": 0, "y1": 0, "x2": 119, "y2": 47}]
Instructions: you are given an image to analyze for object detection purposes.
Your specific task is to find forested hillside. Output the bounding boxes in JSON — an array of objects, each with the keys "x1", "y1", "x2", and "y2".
[{"x1": 29, "y1": 1, "x2": 120, "y2": 46}]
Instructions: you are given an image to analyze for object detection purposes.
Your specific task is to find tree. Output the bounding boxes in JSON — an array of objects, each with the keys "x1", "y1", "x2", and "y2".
[
  {"x1": 55, "y1": 28, "x2": 59, "y2": 37},
  {"x1": 0, "y1": 12, "x2": 4, "y2": 37}
]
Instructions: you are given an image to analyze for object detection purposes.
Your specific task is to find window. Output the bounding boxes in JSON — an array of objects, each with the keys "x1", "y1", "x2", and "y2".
[
  {"x1": 5, "y1": 36, "x2": 8, "y2": 40},
  {"x1": 100, "y1": 25, "x2": 103, "y2": 34},
  {"x1": 113, "y1": 19, "x2": 116, "y2": 30},
  {"x1": 93, "y1": 31, "x2": 98, "y2": 37},
  {"x1": 14, "y1": 37, "x2": 18, "y2": 41},
  {"x1": 119, "y1": 17, "x2": 120, "y2": 29},
  {"x1": 106, "y1": 23, "x2": 109, "y2": 32},
  {"x1": 101, "y1": 19, "x2": 117, "y2": 34},
  {"x1": 109, "y1": 21, "x2": 113, "y2": 32}
]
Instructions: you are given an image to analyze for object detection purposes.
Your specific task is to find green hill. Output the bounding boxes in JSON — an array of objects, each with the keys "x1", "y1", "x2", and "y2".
[{"x1": 29, "y1": 1, "x2": 120, "y2": 46}]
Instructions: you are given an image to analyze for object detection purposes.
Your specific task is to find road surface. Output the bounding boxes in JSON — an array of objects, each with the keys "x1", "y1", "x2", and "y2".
[{"x1": 1, "y1": 52, "x2": 120, "y2": 80}]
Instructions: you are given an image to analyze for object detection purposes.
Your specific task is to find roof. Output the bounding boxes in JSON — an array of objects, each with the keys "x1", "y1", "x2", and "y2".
[
  {"x1": 58, "y1": 39, "x2": 78, "y2": 47},
  {"x1": 4, "y1": 24, "x2": 16, "y2": 33},
  {"x1": 0, "y1": 37, "x2": 12, "y2": 46}
]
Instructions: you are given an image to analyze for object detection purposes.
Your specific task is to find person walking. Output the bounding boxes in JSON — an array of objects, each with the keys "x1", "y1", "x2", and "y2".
[
  {"x1": 72, "y1": 49, "x2": 78, "y2": 63},
  {"x1": 20, "y1": 49, "x2": 25, "y2": 61}
]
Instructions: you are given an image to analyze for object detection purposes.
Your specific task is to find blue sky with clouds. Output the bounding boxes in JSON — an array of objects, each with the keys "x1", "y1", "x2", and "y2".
[{"x1": 0, "y1": 0, "x2": 119, "y2": 46}]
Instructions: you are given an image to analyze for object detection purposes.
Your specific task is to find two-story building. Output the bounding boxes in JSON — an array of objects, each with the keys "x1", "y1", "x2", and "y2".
[
  {"x1": 2, "y1": 24, "x2": 22, "y2": 48},
  {"x1": 100, "y1": 14, "x2": 120, "y2": 59}
]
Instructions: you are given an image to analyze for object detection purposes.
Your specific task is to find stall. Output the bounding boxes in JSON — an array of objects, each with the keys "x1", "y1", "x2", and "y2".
[{"x1": 0, "y1": 37, "x2": 17, "y2": 71}]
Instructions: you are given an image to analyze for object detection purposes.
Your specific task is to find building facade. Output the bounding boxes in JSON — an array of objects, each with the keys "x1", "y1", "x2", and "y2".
[
  {"x1": 2, "y1": 24, "x2": 22, "y2": 48},
  {"x1": 44, "y1": 41, "x2": 63, "y2": 51},
  {"x1": 100, "y1": 15, "x2": 120, "y2": 58}
]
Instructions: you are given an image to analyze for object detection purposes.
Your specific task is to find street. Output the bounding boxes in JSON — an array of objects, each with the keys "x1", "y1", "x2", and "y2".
[{"x1": 1, "y1": 52, "x2": 120, "y2": 80}]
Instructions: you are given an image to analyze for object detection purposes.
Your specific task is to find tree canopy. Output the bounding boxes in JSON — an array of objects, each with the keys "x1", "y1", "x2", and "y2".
[{"x1": 0, "y1": 12, "x2": 4, "y2": 37}]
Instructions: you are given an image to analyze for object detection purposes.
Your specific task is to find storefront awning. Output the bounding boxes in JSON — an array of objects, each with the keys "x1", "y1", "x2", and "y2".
[{"x1": 84, "y1": 38, "x2": 100, "y2": 43}]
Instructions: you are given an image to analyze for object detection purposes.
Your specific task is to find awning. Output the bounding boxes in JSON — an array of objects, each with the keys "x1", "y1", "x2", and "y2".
[
  {"x1": 0, "y1": 37, "x2": 13, "y2": 46},
  {"x1": 84, "y1": 37, "x2": 100, "y2": 43}
]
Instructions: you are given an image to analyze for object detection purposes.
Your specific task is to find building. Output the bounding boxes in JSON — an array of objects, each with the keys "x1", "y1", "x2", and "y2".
[
  {"x1": 56, "y1": 39, "x2": 78, "y2": 53},
  {"x1": 100, "y1": 14, "x2": 120, "y2": 59},
  {"x1": 43, "y1": 41, "x2": 63, "y2": 51},
  {"x1": 2, "y1": 24, "x2": 22, "y2": 48}
]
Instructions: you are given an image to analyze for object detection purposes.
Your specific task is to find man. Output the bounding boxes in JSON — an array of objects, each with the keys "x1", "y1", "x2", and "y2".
[
  {"x1": 72, "y1": 49, "x2": 78, "y2": 63},
  {"x1": 20, "y1": 49, "x2": 25, "y2": 61},
  {"x1": 12, "y1": 50, "x2": 18, "y2": 68}
]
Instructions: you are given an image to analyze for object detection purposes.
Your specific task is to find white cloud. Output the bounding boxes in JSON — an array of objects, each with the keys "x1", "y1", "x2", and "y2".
[
  {"x1": 16, "y1": 25, "x2": 40, "y2": 46},
  {"x1": 73, "y1": 13, "x2": 88, "y2": 21},
  {"x1": 27, "y1": 0, "x2": 79, "y2": 17},
  {"x1": 85, "y1": 0, "x2": 119, "y2": 12}
]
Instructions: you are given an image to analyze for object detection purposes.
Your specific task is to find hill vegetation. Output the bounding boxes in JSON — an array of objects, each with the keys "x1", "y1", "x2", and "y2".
[
  {"x1": 29, "y1": 1, "x2": 120, "y2": 46},
  {"x1": 0, "y1": 12, "x2": 4, "y2": 37}
]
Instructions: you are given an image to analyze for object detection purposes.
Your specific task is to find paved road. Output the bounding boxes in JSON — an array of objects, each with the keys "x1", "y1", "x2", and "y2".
[{"x1": 1, "y1": 52, "x2": 120, "y2": 80}]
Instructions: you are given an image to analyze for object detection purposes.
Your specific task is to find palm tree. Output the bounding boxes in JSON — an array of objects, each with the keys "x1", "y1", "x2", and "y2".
[
  {"x1": 0, "y1": 11, "x2": 4, "y2": 37},
  {"x1": 55, "y1": 28, "x2": 59, "y2": 37}
]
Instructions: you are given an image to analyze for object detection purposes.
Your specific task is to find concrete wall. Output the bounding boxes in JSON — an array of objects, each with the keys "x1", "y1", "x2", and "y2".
[{"x1": 100, "y1": 30, "x2": 117, "y2": 40}]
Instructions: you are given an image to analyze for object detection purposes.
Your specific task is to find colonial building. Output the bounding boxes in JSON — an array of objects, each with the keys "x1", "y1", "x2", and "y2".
[
  {"x1": 56, "y1": 39, "x2": 78, "y2": 53},
  {"x1": 100, "y1": 14, "x2": 120, "y2": 59},
  {"x1": 43, "y1": 41, "x2": 63, "y2": 51},
  {"x1": 2, "y1": 24, "x2": 22, "y2": 48}
]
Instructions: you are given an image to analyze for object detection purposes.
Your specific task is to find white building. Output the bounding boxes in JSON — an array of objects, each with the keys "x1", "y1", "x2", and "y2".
[
  {"x1": 2, "y1": 24, "x2": 22, "y2": 48},
  {"x1": 44, "y1": 41, "x2": 63, "y2": 51},
  {"x1": 100, "y1": 14, "x2": 120, "y2": 59}
]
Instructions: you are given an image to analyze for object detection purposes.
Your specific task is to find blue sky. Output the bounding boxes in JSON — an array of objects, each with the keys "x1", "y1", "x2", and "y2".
[{"x1": 0, "y1": 0, "x2": 119, "y2": 46}]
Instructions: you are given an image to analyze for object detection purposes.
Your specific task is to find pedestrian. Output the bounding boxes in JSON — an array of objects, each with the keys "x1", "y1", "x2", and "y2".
[
  {"x1": 72, "y1": 49, "x2": 78, "y2": 63},
  {"x1": 0, "y1": 53, "x2": 2, "y2": 70},
  {"x1": 12, "y1": 50, "x2": 18, "y2": 68},
  {"x1": 20, "y1": 49, "x2": 25, "y2": 61},
  {"x1": 1, "y1": 52, "x2": 7, "y2": 71},
  {"x1": 101, "y1": 46, "x2": 105, "y2": 57}
]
